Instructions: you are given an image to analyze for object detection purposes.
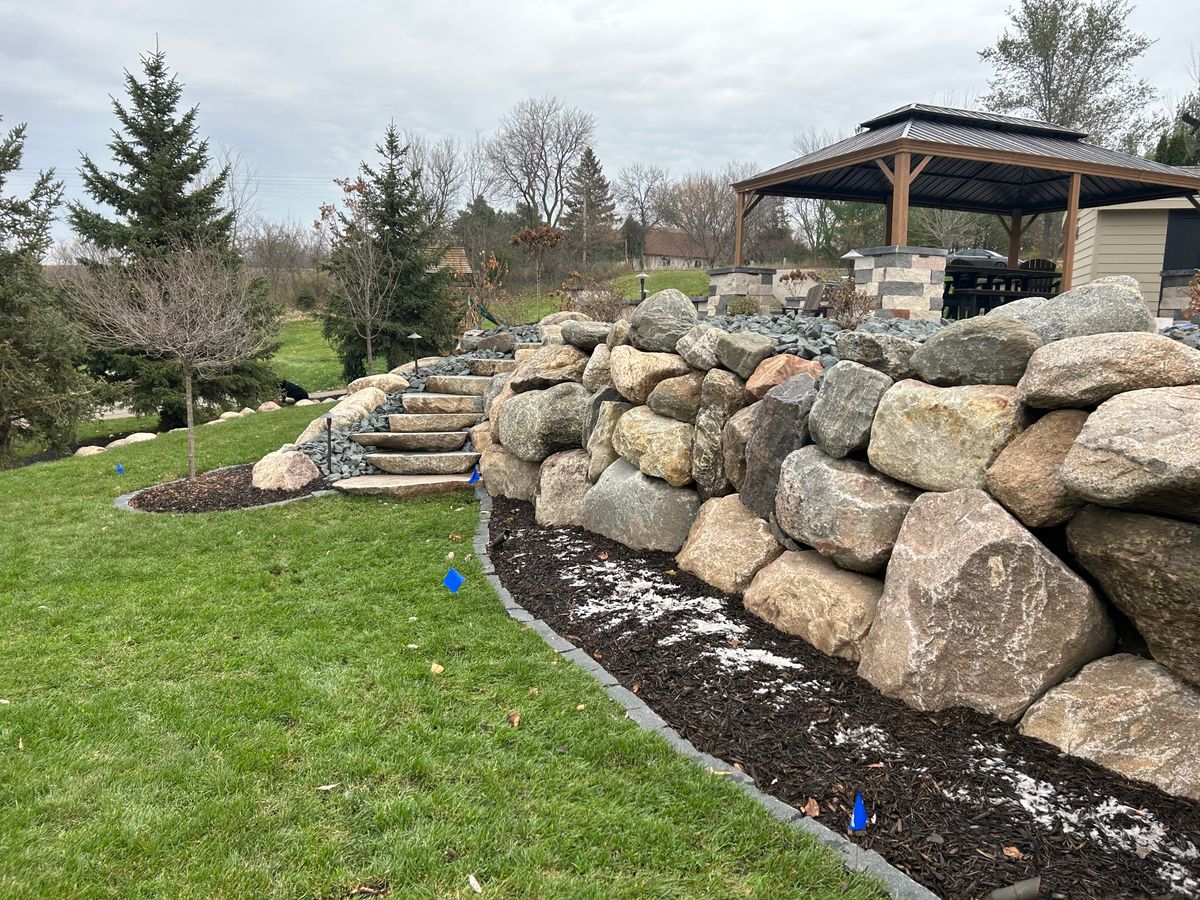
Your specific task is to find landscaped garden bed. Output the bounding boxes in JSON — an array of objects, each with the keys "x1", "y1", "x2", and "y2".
[
  {"x1": 488, "y1": 495, "x2": 1200, "y2": 899},
  {"x1": 127, "y1": 462, "x2": 328, "y2": 513}
]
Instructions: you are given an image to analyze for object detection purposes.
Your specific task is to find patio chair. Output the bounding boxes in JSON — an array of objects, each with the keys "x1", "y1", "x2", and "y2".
[
  {"x1": 801, "y1": 283, "x2": 825, "y2": 316},
  {"x1": 1019, "y1": 258, "x2": 1058, "y2": 294}
]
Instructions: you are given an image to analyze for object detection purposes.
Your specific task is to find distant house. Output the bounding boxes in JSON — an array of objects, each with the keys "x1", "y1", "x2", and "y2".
[
  {"x1": 433, "y1": 246, "x2": 472, "y2": 277},
  {"x1": 642, "y1": 228, "x2": 708, "y2": 269}
]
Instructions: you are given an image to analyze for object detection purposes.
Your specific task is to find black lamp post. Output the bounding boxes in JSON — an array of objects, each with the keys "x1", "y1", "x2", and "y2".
[
  {"x1": 638, "y1": 271, "x2": 648, "y2": 302},
  {"x1": 408, "y1": 333, "x2": 422, "y2": 377}
]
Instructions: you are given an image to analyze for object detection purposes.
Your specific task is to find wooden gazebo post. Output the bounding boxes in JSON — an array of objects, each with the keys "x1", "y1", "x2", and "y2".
[
  {"x1": 1060, "y1": 172, "x2": 1082, "y2": 291},
  {"x1": 1007, "y1": 210, "x2": 1022, "y2": 269},
  {"x1": 733, "y1": 192, "x2": 746, "y2": 266}
]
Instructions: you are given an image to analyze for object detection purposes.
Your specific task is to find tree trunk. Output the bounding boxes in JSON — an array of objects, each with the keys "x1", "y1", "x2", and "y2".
[
  {"x1": 365, "y1": 330, "x2": 374, "y2": 374},
  {"x1": 184, "y1": 365, "x2": 196, "y2": 481}
]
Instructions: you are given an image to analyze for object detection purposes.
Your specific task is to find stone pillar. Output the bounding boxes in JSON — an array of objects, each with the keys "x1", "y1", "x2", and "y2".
[
  {"x1": 708, "y1": 266, "x2": 777, "y2": 315},
  {"x1": 1159, "y1": 269, "x2": 1197, "y2": 321},
  {"x1": 850, "y1": 246, "x2": 947, "y2": 321}
]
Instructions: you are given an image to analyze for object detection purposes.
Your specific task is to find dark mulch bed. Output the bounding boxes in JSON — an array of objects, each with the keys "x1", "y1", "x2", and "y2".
[
  {"x1": 129, "y1": 463, "x2": 327, "y2": 513},
  {"x1": 13, "y1": 430, "x2": 146, "y2": 469},
  {"x1": 488, "y1": 496, "x2": 1200, "y2": 900}
]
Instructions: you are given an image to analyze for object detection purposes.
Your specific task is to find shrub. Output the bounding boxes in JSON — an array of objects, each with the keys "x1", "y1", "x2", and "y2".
[
  {"x1": 828, "y1": 278, "x2": 877, "y2": 329},
  {"x1": 295, "y1": 290, "x2": 318, "y2": 311},
  {"x1": 727, "y1": 296, "x2": 760, "y2": 316}
]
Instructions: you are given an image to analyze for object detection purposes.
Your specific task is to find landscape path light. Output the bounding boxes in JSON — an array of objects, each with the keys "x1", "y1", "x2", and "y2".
[
  {"x1": 638, "y1": 271, "x2": 648, "y2": 301},
  {"x1": 408, "y1": 333, "x2": 422, "y2": 377}
]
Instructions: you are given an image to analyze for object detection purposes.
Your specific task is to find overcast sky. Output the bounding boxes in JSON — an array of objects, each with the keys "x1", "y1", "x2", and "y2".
[{"x1": 2, "y1": 0, "x2": 1195, "y2": 238}]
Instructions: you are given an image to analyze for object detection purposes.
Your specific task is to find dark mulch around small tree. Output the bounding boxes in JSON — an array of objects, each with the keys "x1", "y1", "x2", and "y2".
[
  {"x1": 489, "y1": 496, "x2": 1200, "y2": 900},
  {"x1": 129, "y1": 463, "x2": 326, "y2": 513}
]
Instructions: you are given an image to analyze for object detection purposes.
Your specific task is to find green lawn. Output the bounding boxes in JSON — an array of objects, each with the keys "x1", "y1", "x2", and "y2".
[
  {"x1": 272, "y1": 318, "x2": 346, "y2": 393},
  {"x1": 613, "y1": 270, "x2": 710, "y2": 300},
  {"x1": 0, "y1": 410, "x2": 881, "y2": 899}
]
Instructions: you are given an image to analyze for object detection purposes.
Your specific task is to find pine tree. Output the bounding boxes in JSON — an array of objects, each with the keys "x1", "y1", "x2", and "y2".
[
  {"x1": 562, "y1": 147, "x2": 616, "y2": 267},
  {"x1": 0, "y1": 120, "x2": 95, "y2": 465},
  {"x1": 68, "y1": 50, "x2": 277, "y2": 429}
]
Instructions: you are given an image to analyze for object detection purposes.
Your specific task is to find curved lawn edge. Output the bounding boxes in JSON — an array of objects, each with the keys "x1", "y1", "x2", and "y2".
[
  {"x1": 113, "y1": 464, "x2": 337, "y2": 514},
  {"x1": 471, "y1": 484, "x2": 937, "y2": 900}
]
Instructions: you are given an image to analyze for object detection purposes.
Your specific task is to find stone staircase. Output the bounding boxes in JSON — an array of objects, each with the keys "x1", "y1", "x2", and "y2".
[{"x1": 333, "y1": 356, "x2": 520, "y2": 499}]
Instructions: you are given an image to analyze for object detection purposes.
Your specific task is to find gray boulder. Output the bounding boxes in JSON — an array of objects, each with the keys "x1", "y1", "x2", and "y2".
[
  {"x1": 676, "y1": 323, "x2": 726, "y2": 370},
  {"x1": 561, "y1": 320, "x2": 611, "y2": 351},
  {"x1": 479, "y1": 445, "x2": 539, "y2": 502},
  {"x1": 582, "y1": 386, "x2": 624, "y2": 447},
  {"x1": 585, "y1": 398, "x2": 632, "y2": 483},
  {"x1": 647, "y1": 371, "x2": 705, "y2": 423},
  {"x1": 835, "y1": 331, "x2": 921, "y2": 380},
  {"x1": 721, "y1": 401, "x2": 761, "y2": 492},
  {"x1": 508, "y1": 344, "x2": 589, "y2": 392},
  {"x1": 909, "y1": 316, "x2": 1042, "y2": 386},
  {"x1": 994, "y1": 278, "x2": 1155, "y2": 344},
  {"x1": 581, "y1": 344, "x2": 613, "y2": 392},
  {"x1": 582, "y1": 459, "x2": 701, "y2": 552},
  {"x1": 497, "y1": 382, "x2": 590, "y2": 462},
  {"x1": 715, "y1": 331, "x2": 776, "y2": 379},
  {"x1": 534, "y1": 450, "x2": 591, "y2": 528},
  {"x1": 740, "y1": 374, "x2": 818, "y2": 520},
  {"x1": 692, "y1": 369, "x2": 747, "y2": 500},
  {"x1": 477, "y1": 331, "x2": 516, "y2": 354},
  {"x1": 629, "y1": 289, "x2": 697, "y2": 352},
  {"x1": 808, "y1": 361, "x2": 892, "y2": 458}
]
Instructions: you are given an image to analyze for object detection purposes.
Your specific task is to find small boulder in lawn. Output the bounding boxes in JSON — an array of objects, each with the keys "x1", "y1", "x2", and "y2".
[
  {"x1": 585, "y1": 399, "x2": 632, "y2": 483},
  {"x1": 808, "y1": 361, "x2": 892, "y2": 458},
  {"x1": 534, "y1": 450, "x2": 591, "y2": 528},
  {"x1": 348, "y1": 373, "x2": 410, "y2": 395},
  {"x1": 612, "y1": 406, "x2": 695, "y2": 487},
  {"x1": 775, "y1": 445, "x2": 919, "y2": 574},
  {"x1": 857, "y1": 489, "x2": 1114, "y2": 722},
  {"x1": 745, "y1": 354, "x2": 823, "y2": 400},
  {"x1": 561, "y1": 320, "x2": 611, "y2": 351},
  {"x1": 1020, "y1": 654, "x2": 1200, "y2": 802},
  {"x1": 676, "y1": 322, "x2": 725, "y2": 370},
  {"x1": 909, "y1": 316, "x2": 1042, "y2": 386},
  {"x1": 721, "y1": 401, "x2": 761, "y2": 492},
  {"x1": 257, "y1": 400, "x2": 282, "y2": 412},
  {"x1": 1060, "y1": 385, "x2": 1200, "y2": 521},
  {"x1": 74, "y1": 445, "x2": 106, "y2": 457},
  {"x1": 692, "y1": 368, "x2": 747, "y2": 500},
  {"x1": 1067, "y1": 505, "x2": 1200, "y2": 687},
  {"x1": 676, "y1": 494, "x2": 783, "y2": 594},
  {"x1": 498, "y1": 383, "x2": 591, "y2": 462},
  {"x1": 582, "y1": 459, "x2": 700, "y2": 552},
  {"x1": 740, "y1": 374, "x2": 818, "y2": 520},
  {"x1": 715, "y1": 331, "x2": 776, "y2": 379},
  {"x1": 985, "y1": 409, "x2": 1088, "y2": 527},
  {"x1": 744, "y1": 551, "x2": 883, "y2": 661},
  {"x1": 608, "y1": 345, "x2": 692, "y2": 404},
  {"x1": 629, "y1": 289, "x2": 697, "y2": 352},
  {"x1": 479, "y1": 445, "x2": 539, "y2": 502},
  {"x1": 868, "y1": 380, "x2": 1025, "y2": 492},
  {"x1": 647, "y1": 371, "x2": 705, "y2": 422},
  {"x1": 996, "y1": 276, "x2": 1155, "y2": 344},
  {"x1": 581, "y1": 343, "x2": 613, "y2": 392},
  {"x1": 507, "y1": 344, "x2": 589, "y2": 392},
  {"x1": 252, "y1": 450, "x2": 320, "y2": 491},
  {"x1": 834, "y1": 331, "x2": 920, "y2": 380},
  {"x1": 1017, "y1": 332, "x2": 1200, "y2": 408}
]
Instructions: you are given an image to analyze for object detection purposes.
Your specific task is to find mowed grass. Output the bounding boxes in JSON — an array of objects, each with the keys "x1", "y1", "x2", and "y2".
[
  {"x1": 613, "y1": 270, "x2": 710, "y2": 300},
  {"x1": 0, "y1": 409, "x2": 881, "y2": 899},
  {"x1": 272, "y1": 318, "x2": 346, "y2": 393}
]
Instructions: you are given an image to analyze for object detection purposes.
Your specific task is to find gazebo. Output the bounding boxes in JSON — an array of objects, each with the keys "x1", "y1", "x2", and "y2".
[{"x1": 731, "y1": 104, "x2": 1200, "y2": 300}]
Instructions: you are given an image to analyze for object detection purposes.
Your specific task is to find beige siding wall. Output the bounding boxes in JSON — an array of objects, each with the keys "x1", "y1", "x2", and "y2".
[{"x1": 1074, "y1": 208, "x2": 1098, "y2": 286}]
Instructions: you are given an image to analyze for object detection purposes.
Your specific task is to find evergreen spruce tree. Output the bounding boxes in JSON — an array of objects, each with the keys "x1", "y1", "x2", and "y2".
[
  {"x1": 68, "y1": 50, "x2": 277, "y2": 428},
  {"x1": 562, "y1": 147, "x2": 616, "y2": 268},
  {"x1": 322, "y1": 124, "x2": 457, "y2": 379},
  {"x1": 0, "y1": 120, "x2": 96, "y2": 465}
]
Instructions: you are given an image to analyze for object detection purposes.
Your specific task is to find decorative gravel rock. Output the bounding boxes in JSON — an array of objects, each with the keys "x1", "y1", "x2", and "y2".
[
  {"x1": 858, "y1": 489, "x2": 1114, "y2": 722},
  {"x1": 581, "y1": 344, "x2": 613, "y2": 392},
  {"x1": 1067, "y1": 506, "x2": 1200, "y2": 687},
  {"x1": 534, "y1": 449, "x2": 591, "y2": 528},
  {"x1": 993, "y1": 277, "x2": 1155, "y2": 344},
  {"x1": 721, "y1": 401, "x2": 761, "y2": 492},
  {"x1": 909, "y1": 316, "x2": 1042, "y2": 386},
  {"x1": 835, "y1": 331, "x2": 920, "y2": 380},
  {"x1": 507, "y1": 344, "x2": 589, "y2": 392},
  {"x1": 609, "y1": 346, "x2": 692, "y2": 404},
  {"x1": 715, "y1": 331, "x2": 776, "y2": 379},
  {"x1": 581, "y1": 459, "x2": 700, "y2": 552},
  {"x1": 775, "y1": 445, "x2": 920, "y2": 574},
  {"x1": 808, "y1": 361, "x2": 892, "y2": 458},
  {"x1": 985, "y1": 410, "x2": 1089, "y2": 527},
  {"x1": 628, "y1": 289, "x2": 698, "y2": 352},
  {"x1": 498, "y1": 382, "x2": 591, "y2": 462},
  {"x1": 675, "y1": 494, "x2": 783, "y2": 594},
  {"x1": 612, "y1": 406, "x2": 695, "y2": 487},
  {"x1": 868, "y1": 381, "x2": 1025, "y2": 492},
  {"x1": 692, "y1": 369, "x2": 747, "y2": 500},
  {"x1": 646, "y1": 371, "x2": 705, "y2": 423},
  {"x1": 585, "y1": 399, "x2": 632, "y2": 483},
  {"x1": 562, "y1": 320, "x2": 611, "y2": 351},
  {"x1": 740, "y1": 374, "x2": 818, "y2": 520},
  {"x1": 744, "y1": 550, "x2": 883, "y2": 661},
  {"x1": 1020, "y1": 654, "x2": 1200, "y2": 801},
  {"x1": 675, "y1": 322, "x2": 725, "y2": 370},
  {"x1": 296, "y1": 387, "x2": 386, "y2": 444},
  {"x1": 479, "y1": 445, "x2": 539, "y2": 502},
  {"x1": 1017, "y1": 332, "x2": 1200, "y2": 408},
  {"x1": 251, "y1": 450, "x2": 321, "y2": 491},
  {"x1": 1060, "y1": 385, "x2": 1200, "y2": 521}
]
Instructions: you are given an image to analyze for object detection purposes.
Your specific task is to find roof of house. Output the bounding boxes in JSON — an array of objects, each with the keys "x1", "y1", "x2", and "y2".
[
  {"x1": 435, "y1": 247, "x2": 472, "y2": 276},
  {"x1": 735, "y1": 105, "x2": 1200, "y2": 215},
  {"x1": 643, "y1": 228, "x2": 707, "y2": 259}
]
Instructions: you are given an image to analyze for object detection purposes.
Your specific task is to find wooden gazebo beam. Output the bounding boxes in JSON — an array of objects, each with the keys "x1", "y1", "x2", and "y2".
[{"x1": 1061, "y1": 172, "x2": 1082, "y2": 291}]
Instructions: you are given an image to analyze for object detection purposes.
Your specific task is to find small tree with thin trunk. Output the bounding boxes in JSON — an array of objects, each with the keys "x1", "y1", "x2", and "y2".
[
  {"x1": 63, "y1": 244, "x2": 278, "y2": 479},
  {"x1": 510, "y1": 225, "x2": 565, "y2": 320}
]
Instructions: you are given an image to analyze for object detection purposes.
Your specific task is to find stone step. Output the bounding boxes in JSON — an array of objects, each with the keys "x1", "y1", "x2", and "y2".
[
  {"x1": 389, "y1": 412, "x2": 481, "y2": 433},
  {"x1": 350, "y1": 431, "x2": 468, "y2": 452},
  {"x1": 424, "y1": 374, "x2": 493, "y2": 396},
  {"x1": 367, "y1": 451, "x2": 480, "y2": 476},
  {"x1": 469, "y1": 358, "x2": 518, "y2": 377},
  {"x1": 402, "y1": 392, "x2": 483, "y2": 414},
  {"x1": 332, "y1": 473, "x2": 475, "y2": 499}
]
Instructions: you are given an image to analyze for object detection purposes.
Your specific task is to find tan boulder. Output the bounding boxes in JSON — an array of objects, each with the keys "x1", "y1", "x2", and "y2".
[
  {"x1": 745, "y1": 355, "x2": 824, "y2": 401},
  {"x1": 469, "y1": 422, "x2": 494, "y2": 454},
  {"x1": 124, "y1": 432, "x2": 157, "y2": 444},
  {"x1": 348, "y1": 373, "x2": 410, "y2": 395},
  {"x1": 612, "y1": 406, "x2": 694, "y2": 487},
  {"x1": 389, "y1": 356, "x2": 441, "y2": 375},
  {"x1": 646, "y1": 371, "x2": 705, "y2": 423},
  {"x1": 251, "y1": 450, "x2": 320, "y2": 491},
  {"x1": 74, "y1": 445, "x2": 106, "y2": 457},
  {"x1": 721, "y1": 402, "x2": 760, "y2": 491},
  {"x1": 539, "y1": 310, "x2": 592, "y2": 326},
  {"x1": 296, "y1": 387, "x2": 387, "y2": 444},
  {"x1": 479, "y1": 445, "x2": 539, "y2": 502},
  {"x1": 744, "y1": 551, "x2": 883, "y2": 661},
  {"x1": 676, "y1": 494, "x2": 783, "y2": 594},
  {"x1": 609, "y1": 345, "x2": 692, "y2": 404},
  {"x1": 535, "y1": 450, "x2": 591, "y2": 528},
  {"x1": 586, "y1": 399, "x2": 632, "y2": 483},
  {"x1": 581, "y1": 343, "x2": 613, "y2": 392},
  {"x1": 257, "y1": 400, "x2": 282, "y2": 412},
  {"x1": 218, "y1": 410, "x2": 243, "y2": 420},
  {"x1": 488, "y1": 382, "x2": 516, "y2": 441},
  {"x1": 507, "y1": 344, "x2": 589, "y2": 392},
  {"x1": 985, "y1": 409, "x2": 1088, "y2": 527}
]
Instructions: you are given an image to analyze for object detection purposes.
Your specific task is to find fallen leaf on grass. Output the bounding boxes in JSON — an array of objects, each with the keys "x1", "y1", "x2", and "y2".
[
  {"x1": 1002, "y1": 846, "x2": 1024, "y2": 860},
  {"x1": 345, "y1": 882, "x2": 389, "y2": 897},
  {"x1": 801, "y1": 797, "x2": 820, "y2": 818},
  {"x1": 506, "y1": 711, "x2": 521, "y2": 729},
  {"x1": 0, "y1": 698, "x2": 9, "y2": 704},
  {"x1": 430, "y1": 662, "x2": 445, "y2": 675},
  {"x1": 528, "y1": 687, "x2": 540, "y2": 697},
  {"x1": 449, "y1": 533, "x2": 462, "y2": 541},
  {"x1": 405, "y1": 644, "x2": 420, "y2": 650},
  {"x1": 317, "y1": 782, "x2": 340, "y2": 792},
  {"x1": 575, "y1": 704, "x2": 586, "y2": 710},
  {"x1": 468, "y1": 873, "x2": 483, "y2": 893},
  {"x1": 17, "y1": 738, "x2": 23, "y2": 751}
]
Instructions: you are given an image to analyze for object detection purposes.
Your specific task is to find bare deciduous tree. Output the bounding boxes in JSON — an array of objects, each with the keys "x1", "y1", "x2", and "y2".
[
  {"x1": 487, "y1": 96, "x2": 595, "y2": 227},
  {"x1": 462, "y1": 131, "x2": 495, "y2": 204},
  {"x1": 404, "y1": 131, "x2": 465, "y2": 229},
  {"x1": 656, "y1": 163, "x2": 754, "y2": 266},
  {"x1": 787, "y1": 128, "x2": 842, "y2": 258},
  {"x1": 615, "y1": 163, "x2": 668, "y2": 228},
  {"x1": 245, "y1": 216, "x2": 329, "y2": 304},
  {"x1": 62, "y1": 244, "x2": 277, "y2": 479},
  {"x1": 206, "y1": 146, "x2": 259, "y2": 253}
]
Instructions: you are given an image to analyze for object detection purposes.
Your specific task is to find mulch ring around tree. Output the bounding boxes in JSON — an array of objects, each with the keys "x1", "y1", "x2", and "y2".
[
  {"x1": 129, "y1": 463, "x2": 328, "y2": 513},
  {"x1": 487, "y1": 496, "x2": 1200, "y2": 900}
]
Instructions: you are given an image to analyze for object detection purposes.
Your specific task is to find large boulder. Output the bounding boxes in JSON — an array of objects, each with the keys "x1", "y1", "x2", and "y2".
[
  {"x1": 858, "y1": 489, "x2": 1115, "y2": 722},
  {"x1": 607, "y1": 318, "x2": 631, "y2": 348},
  {"x1": 347, "y1": 373, "x2": 410, "y2": 395},
  {"x1": 507, "y1": 344, "x2": 589, "y2": 392},
  {"x1": 909, "y1": 316, "x2": 1042, "y2": 386},
  {"x1": 487, "y1": 380, "x2": 516, "y2": 441},
  {"x1": 1060, "y1": 385, "x2": 1200, "y2": 521},
  {"x1": 469, "y1": 422, "x2": 494, "y2": 454},
  {"x1": 561, "y1": 320, "x2": 611, "y2": 351},
  {"x1": 775, "y1": 446, "x2": 919, "y2": 574},
  {"x1": 581, "y1": 459, "x2": 701, "y2": 552},
  {"x1": 676, "y1": 494, "x2": 783, "y2": 594},
  {"x1": 1067, "y1": 506, "x2": 1200, "y2": 687},
  {"x1": 721, "y1": 402, "x2": 760, "y2": 492},
  {"x1": 868, "y1": 381, "x2": 1025, "y2": 492},
  {"x1": 745, "y1": 355, "x2": 823, "y2": 401},
  {"x1": 985, "y1": 410, "x2": 1088, "y2": 527},
  {"x1": 296, "y1": 387, "x2": 386, "y2": 443},
  {"x1": 252, "y1": 450, "x2": 320, "y2": 491},
  {"x1": 676, "y1": 323, "x2": 725, "y2": 370},
  {"x1": 692, "y1": 369, "x2": 747, "y2": 500},
  {"x1": 581, "y1": 343, "x2": 613, "y2": 392},
  {"x1": 609, "y1": 345, "x2": 692, "y2": 404},
  {"x1": 612, "y1": 406, "x2": 695, "y2": 487},
  {"x1": 478, "y1": 445, "x2": 539, "y2": 502},
  {"x1": 497, "y1": 383, "x2": 590, "y2": 462},
  {"x1": 647, "y1": 371, "x2": 705, "y2": 423},
  {"x1": 835, "y1": 331, "x2": 920, "y2": 380},
  {"x1": 628, "y1": 289, "x2": 697, "y2": 352},
  {"x1": 715, "y1": 331, "x2": 776, "y2": 379},
  {"x1": 534, "y1": 450, "x2": 591, "y2": 528},
  {"x1": 1020, "y1": 654, "x2": 1200, "y2": 801},
  {"x1": 540, "y1": 310, "x2": 592, "y2": 327},
  {"x1": 740, "y1": 375, "x2": 818, "y2": 520},
  {"x1": 1017, "y1": 332, "x2": 1200, "y2": 408},
  {"x1": 808, "y1": 361, "x2": 892, "y2": 458},
  {"x1": 581, "y1": 386, "x2": 623, "y2": 447},
  {"x1": 992, "y1": 277, "x2": 1155, "y2": 344},
  {"x1": 585, "y1": 399, "x2": 632, "y2": 483},
  {"x1": 476, "y1": 331, "x2": 516, "y2": 354},
  {"x1": 744, "y1": 551, "x2": 883, "y2": 662}
]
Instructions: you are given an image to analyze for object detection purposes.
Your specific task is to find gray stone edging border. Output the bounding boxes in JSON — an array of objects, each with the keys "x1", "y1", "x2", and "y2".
[
  {"x1": 114, "y1": 464, "x2": 337, "y2": 514},
  {"x1": 471, "y1": 485, "x2": 937, "y2": 900}
]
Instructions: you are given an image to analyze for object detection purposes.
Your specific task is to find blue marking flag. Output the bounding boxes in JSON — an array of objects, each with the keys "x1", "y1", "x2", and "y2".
[
  {"x1": 850, "y1": 791, "x2": 868, "y2": 831},
  {"x1": 115, "y1": 462, "x2": 125, "y2": 475},
  {"x1": 468, "y1": 466, "x2": 480, "y2": 485},
  {"x1": 442, "y1": 568, "x2": 465, "y2": 593}
]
